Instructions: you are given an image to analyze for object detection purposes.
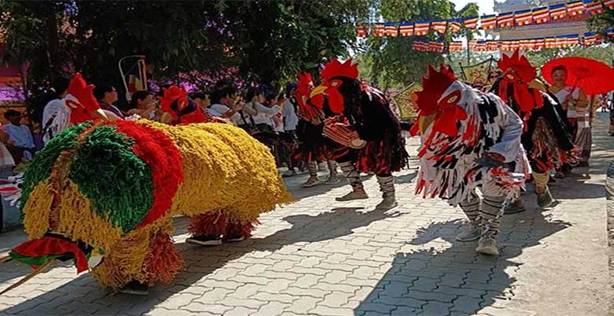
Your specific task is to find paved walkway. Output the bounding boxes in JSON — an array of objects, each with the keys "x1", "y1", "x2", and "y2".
[{"x1": 0, "y1": 114, "x2": 612, "y2": 316}]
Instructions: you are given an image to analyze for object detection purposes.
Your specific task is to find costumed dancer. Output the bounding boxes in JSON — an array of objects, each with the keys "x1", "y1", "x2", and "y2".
[
  {"x1": 412, "y1": 65, "x2": 529, "y2": 256},
  {"x1": 159, "y1": 86, "x2": 210, "y2": 125},
  {"x1": 3, "y1": 82, "x2": 291, "y2": 295},
  {"x1": 493, "y1": 51, "x2": 574, "y2": 211},
  {"x1": 294, "y1": 72, "x2": 339, "y2": 187},
  {"x1": 42, "y1": 74, "x2": 112, "y2": 143},
  {"x1": 310, "y1": 59, "x2": 408, "y2": 210},
  {"x1": 158, "y1": 86, "x2": 263, "y2": 248}
]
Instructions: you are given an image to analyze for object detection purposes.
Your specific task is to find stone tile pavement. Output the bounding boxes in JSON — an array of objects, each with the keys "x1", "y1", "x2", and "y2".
[{"x1": 0, "y1": 113, "x2": 612, "y2": 315}]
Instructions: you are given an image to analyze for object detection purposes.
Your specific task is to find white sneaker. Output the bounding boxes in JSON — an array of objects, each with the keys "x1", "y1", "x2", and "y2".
[
  {"x1": 335, "y1": 190, "x2": 368, "y2": 201},
  {"x1": 476, "y1": 235, "x2": 499, "y2": 256},
  {"x1": 186, "y1": 235, "x2": 223, "y2": 246},
  {"x1": 225, "y1": 236, "x2": 246, "y2": 242},
  {"x1": 375, "y1": 195, "x2": 398, "y2": 210},
  {"x1": 456, "y1": 223, "x2": 481, "y2": 242}
]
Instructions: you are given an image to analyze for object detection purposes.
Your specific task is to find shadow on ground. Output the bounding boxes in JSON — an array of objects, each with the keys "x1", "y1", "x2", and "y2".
[
  {"x1": 354, "y1": 208, "x2": 571, "y2": 315},
  {"x1": 1, "y1": 206, "x2": 403, "y2": 315}
]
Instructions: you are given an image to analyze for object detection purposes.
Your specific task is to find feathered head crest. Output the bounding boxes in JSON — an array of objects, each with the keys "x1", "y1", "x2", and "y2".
[
  {"x1": 415, "y1": 65, "x2": 457, "y2": 116},
  {"x1": 320, "y1": 59, "x2": 359, "y2": 82},
  {"x1": 497, "y1": 49, "x2": 535, "y2": 83},
  {"x1": 295, "y1": 72, "x2": 323, "y2": 121},
  {"x1": 160, "y1": 86, "x2": 189, "y2": 119},
  {"x1": 296, "y1": 72, "x2": 314, "y2": 109},
  {"x1": 497, "y1": 49, "x2": 543, "y2": 113},
  {"x1": 412, "y1": 64, "x2": 469, "y2": 138},
  {"x1": 65, "y1": 73, "x2": 101, "y2": 124}
]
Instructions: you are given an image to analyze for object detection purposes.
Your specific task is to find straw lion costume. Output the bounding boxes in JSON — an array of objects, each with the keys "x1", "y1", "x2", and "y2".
[{"x1": 5, "y1": 75, "x2": 292, "y2": 292}]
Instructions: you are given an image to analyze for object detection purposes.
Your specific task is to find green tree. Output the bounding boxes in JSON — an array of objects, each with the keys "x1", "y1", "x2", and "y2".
[
  {"x1": 0, "y1": 0, "x2": 372, "y2": 119},
  {"x1": 357, "y1": 0, "x2": 480, "y2": 89},
  {"x1": 588, "y1": 7, "x2": 614, "y2": 37}
]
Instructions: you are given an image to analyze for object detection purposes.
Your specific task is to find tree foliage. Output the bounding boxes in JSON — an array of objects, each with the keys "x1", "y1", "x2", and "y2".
[
  {"x1": 588, "y1": 7, "x2": 614, "y2": 37},
  {"x1": 358, "y1": 0, "x2": 480, "y2": 89},
  {"x1": 0, "y1": 0, "x2": 372, "y2": 105}
]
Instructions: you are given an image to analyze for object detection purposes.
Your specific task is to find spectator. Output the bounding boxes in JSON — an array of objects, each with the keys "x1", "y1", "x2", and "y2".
[
  {"x1": 189, "y1": 91, "x2": 210, "y2": 113},
  {"x1": 2, "y1": 110, "x2": 35, "y2": 163},
  {"x1": 127, "y1": 91, "x2": 158, "y2": 120},
  {"x1": 42, "y1": 77, "x2": 70, "y2": 143},
  {"x1": 243, "y1": 87, "x2": 280, "y2": 132},
  {"x1": 283, "y1": 83, "x2": 299, "y2": 137},
  {"x1": 94, "y1": 83, "x2": 125, "y2": 119},
  {"x1": 208, "y1": 86, "x2": 243, "y2": 125}
]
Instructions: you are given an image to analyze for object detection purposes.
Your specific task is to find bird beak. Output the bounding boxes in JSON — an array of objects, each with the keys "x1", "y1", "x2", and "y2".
[
  {"x1": 527, "y1": 79, "x2": 546, "y2": 91},
  {"x1": 309, "y1": 85, "x2": 328, "y2": 98}
]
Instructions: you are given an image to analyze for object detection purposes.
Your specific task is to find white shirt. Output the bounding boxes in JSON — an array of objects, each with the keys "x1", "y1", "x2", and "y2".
[
  {"x1": 282, "y1": 98, "x2": 299, "y2": 131},
  {"x1": 552, "y1": 86, "x2": 580, "y2": 118},
  {"x1": 208, "y1": 103, "x2": 242, "y2": 125},
  {"x1": 247, "y1": 102, "x2": 280, "y2": 127}
]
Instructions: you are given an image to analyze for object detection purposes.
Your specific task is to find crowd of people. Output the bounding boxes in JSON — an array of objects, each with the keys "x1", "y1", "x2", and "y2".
[{"x1": 0, "y1": 51, "x2": 611, "y2": 260}]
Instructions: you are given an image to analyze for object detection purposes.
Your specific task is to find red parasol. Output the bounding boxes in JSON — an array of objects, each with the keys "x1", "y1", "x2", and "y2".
[{"x1": 541, "y1": 57, "x2": 614, "y2": 95}]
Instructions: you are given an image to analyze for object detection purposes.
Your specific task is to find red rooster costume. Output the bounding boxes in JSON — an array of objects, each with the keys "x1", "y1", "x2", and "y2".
[
  {"x1": 310, "y1": 59, "x2": 408, "y2": 210},
  {"x1": 159, "y1": 85, "x2": 209, "y2": 125},
  {"x1": 492, "y1": 50, "x2": 574, "y2": 210},
  {"x1": 413, "y1": 65, "x2": 529, "y2": 256},
  {"x1": 293, "y1": 72, "x2": 340, "y2": 187}
]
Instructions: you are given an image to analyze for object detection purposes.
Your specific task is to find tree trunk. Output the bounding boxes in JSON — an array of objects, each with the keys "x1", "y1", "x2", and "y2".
[{"x1": 45, "y1": 13, "x2": 60, "y2": 79}]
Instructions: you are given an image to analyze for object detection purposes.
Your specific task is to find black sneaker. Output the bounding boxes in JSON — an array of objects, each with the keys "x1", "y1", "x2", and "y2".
[
  {"x1": 186, "y1": 235, "x2": 223, "y2": 246},
  {"x1": 119, "y1": 280, "x2": 149, "y2": 295},
  {"x1": 504, "y1": 199, "x2": 526, "y2": 214}
]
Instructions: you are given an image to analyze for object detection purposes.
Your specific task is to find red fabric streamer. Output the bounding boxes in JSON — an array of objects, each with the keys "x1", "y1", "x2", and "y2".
[
  {"x1": 12, "y1": 236, "x2": 89, "y2": 273},
  {"x1": 188, "y1": 210, "x2": 229, "y2": 237},
  {"x1": 188, "y1": 210, "x2": 256, "y2": 239},
  {"x1": 142, "y1": 231, "x2": 184, "y2": 285},
  {"x1": 176, "y1": 108, "x2": 209, "y2": 125},
  {"x1": 107, "y1": 121, "x2": 184, "y2": 227}
]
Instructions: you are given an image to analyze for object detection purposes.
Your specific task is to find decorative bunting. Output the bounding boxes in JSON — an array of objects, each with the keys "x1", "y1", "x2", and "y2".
[
  {"x1": 448, "y1": 20, "x2": 462, "y2": 33},
  {"x1": 497, "y1": 12, "x2": 515, "y2": 29},
  {"x1": 449, "y1": 41, "x2": 463, "y2": 52},
  {"x1": 514, "y1": 9, "x2": 533, "y2": 26},
  {"x1": 431, "y1": 21, "x2": 447, "y2": 34},
  {"x1": 463, "y1": 17, "x2": 478, "y2": 29},
  {"x1": 411, "y1": 33, "x2": 602, "y2": 53},
  {"x1": 384, "y1": 22, "x2": 398, "y2": 37},
  {"x1": 544, "y1": 37, "x2": 557, "y2": 49},
  {"x1": 549, "y1": 3, "x2": 567, "y2": 21},
  {"x1": 532, "y1": 7, "x2": 550, "y2": 24},
  {"x1": 428, "y1": 41, "x2": 445, "y2": 53},
  {"x1": 355, "y1": 0, "x2": 608, "y2": 38},
  {"x1": 412, "y1": 41, "x2": 428, "y2": 51},
  {"x1": 470, "y1": 40, "x2": 482, "y2": 52},
  {"x1": 566, "y1": 1, "x2": 586, "y2": 17},
  {"x1": 356, "y1": 25, "x2": 367, "y2": 38},
  {"x1": 480, "y1": 14, "x2": 497, "y2": 30},
  {"x1": 399, "y1": 22, "x2": 414, "y2": 36},
  {"x1": 414, "y1": 21, "x2": 430, "y2": 36},
  {"x1": 374, "y1": 23, "x2": 385, "y2": 37},
  {"x1": 586, "y1": 0, "x2": 604, "y2": 15}
]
